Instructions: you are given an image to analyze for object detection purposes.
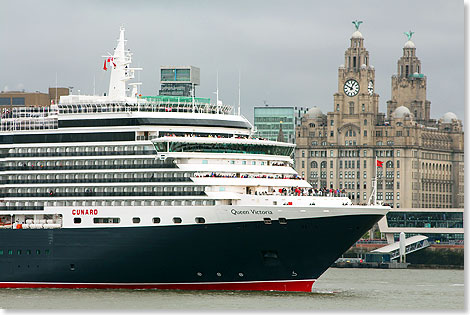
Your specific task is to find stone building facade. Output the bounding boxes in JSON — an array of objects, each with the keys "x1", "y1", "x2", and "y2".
[{"x1": 295, "y1": 27, "x2": 464, "y2": 209}]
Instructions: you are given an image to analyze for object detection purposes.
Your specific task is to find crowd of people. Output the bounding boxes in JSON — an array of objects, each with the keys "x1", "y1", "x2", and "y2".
[{"x1": 194, "y1": 172, "x2": 300, "y2": 180}]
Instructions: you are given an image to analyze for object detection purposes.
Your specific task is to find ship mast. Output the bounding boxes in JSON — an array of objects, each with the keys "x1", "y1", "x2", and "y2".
[{"x1": 105, "y1": 26, "x2": 142, "y2": 101}]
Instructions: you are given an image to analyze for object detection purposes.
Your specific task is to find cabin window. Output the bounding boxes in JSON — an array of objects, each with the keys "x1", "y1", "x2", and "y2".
[
  {"x1": 132, "y1": 217, "x2": 141, "y2": 224},
  {"x1": 153, "y1": 217, "x2": 161, "y2": 224},
  {"x1": 195, "y1": 217, "x2": 205, "y2": 224},
  {"x1": 279, "y1": 217, "x2": 287, "y2": 224},
  {"x1": 263, "y1": 218, "x2": 272, "y2": 225},
  {"x1": 93, "y1": 217, "x2": 120, "y2": 224},
  {"x1": 173, "y1": 217, "x2": 182, "y2": 224},
  {"x1": 74, "y1": 218, "x2": 81, "y2": 224}
]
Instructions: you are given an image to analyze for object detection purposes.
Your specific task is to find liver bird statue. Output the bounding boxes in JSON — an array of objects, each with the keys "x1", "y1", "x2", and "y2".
[
  {"x1": 404, "y1": 30, "x2": 415, "y2": 41},
  {"x1": 352, "y1": 20, "x2": 363, "y2": 31}
]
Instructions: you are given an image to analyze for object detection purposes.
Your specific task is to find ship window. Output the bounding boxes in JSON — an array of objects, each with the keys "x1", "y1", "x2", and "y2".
[
  {"x1": 263, "y1": 218, "x2": 272, "y2": 225},
  {"x1": 0, "y1": 250, "x2": 3, "y2": 255},
  {"x1": 26, "y1": 250, "x2": 31, "y2": 255},
  {"x1": 93, "y1": 217, "x2": 120, "y2": 224},
  {"x1": 153, "y1": 217, "x2": 161, "y2": 224},
  {"x1": 132, "y1": 217, "x2": 141, "y2": 224},
  {"x1": 36, "y1": 250, "x2": 40, "y2": 255},
  {"x1": 173, "y1": 217, "x2": 182, "y2": 224},
  {"x1": 8, "y1": 250, "x2": 13, "y2": 255},
  {"x1": 17, "y1": 250, "x2": 21, "y2": 255},
  {"x1": 279, "y1": 217, "x2": 287, "y2": 224},
  {"x1": 45, "y1": 249, "x2": 50, "y2": 255},
  {"x1": 195, "y1": 217, "x2": 205, "y2": 224},
  {"x1": 74, "y1": 218, "x2": 81, "y2": 224}
]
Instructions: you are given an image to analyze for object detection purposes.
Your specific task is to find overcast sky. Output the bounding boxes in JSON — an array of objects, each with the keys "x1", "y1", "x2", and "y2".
[{"x1": 0, "y1": 0, "x2": 464, "y2": 125}]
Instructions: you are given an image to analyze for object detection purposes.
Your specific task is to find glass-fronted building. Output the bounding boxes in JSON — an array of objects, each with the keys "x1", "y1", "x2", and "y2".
[
  {"x1": 159, "y1": 66, "x2": 200, "y2": 97},
  {"x1": 377, "y1": 208, "x2": 464, "y2": 244},
  {"x1": 254, "y1": 106, "x2": 307, "y2": 143}
]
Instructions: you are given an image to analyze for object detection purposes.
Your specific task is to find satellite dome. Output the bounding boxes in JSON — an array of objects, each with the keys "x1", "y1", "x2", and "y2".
[
  {"x1": 306, "y1": 106, "x2": 323, "y2": 118},
  {"x1": 351, "y1": 30, "x2": 363, "y2": 39},
  {"x1": 441, "y1": 112, "x2": 458, "y2": 123},
  {"x1": 392, "y1": 106, "x2": 412, "y2": 119},
  {"x1": 404, "y1": 40, "x2": 415, "y2": 48}
]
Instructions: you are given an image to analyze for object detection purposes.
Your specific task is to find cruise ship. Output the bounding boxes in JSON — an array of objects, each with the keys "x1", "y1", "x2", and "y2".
[{"x1": 0, "y1": 27, "x2": 389, "y2": 292}]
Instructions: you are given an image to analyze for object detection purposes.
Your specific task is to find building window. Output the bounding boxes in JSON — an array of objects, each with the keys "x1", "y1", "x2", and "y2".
[
  {"x1": 397, "y1": 150, "x2": 400, "y2": 157},
  {"x1": 311, "y1": 161, "x2": 318, "y2": 168},
  {"x1": 397, "y1": 160, "x2": 400, "y2": 168},
  {"x1": 397, "y1": 171, "x2": 400, "y2": 179},
  {"x1": 349, "y1": 102, "x2": 354, "y2": 115},
  {"x1": 302, "y1": 151, "x2": 305, "y2": 158},
  {"x1": 301, "y1": 161, "x2": 305, "y2": 168},
  {"x1": 330, "y1": 120, "x2": 334, "y2": 126},
  {"x1": 339, "y1": 161, "x2": 343, "y2": 168},
  {"x1": 364, "y1": 130, "x2": 367, "y2": 137},
  {"x1": 397, "y1": 192, "x2": 400, "y2": 200},
  {"x1": 362, "y1": 104, "x2": 365, "y2": 112},
  {"x1": 363, "y1": 171, "x2": 367, "y2": 179},
  {"x1": 330, "y1": 131, "x2": 334, "y2": 137},
  {"x1": 336, "y1": 104, "x2": 340, "y2": 111},
  {"x1": 363, "y1": 192, "x2": 367, "y2": 200},
  {"x1": 397, "y1": 182, "x2": 400, "y2": 189},
  {"x1": 330, "y1": 160, "x2": 333, "y2": 168},
  {"x1": 330, "y1": 171, "x2": 333, "y2": 179}
]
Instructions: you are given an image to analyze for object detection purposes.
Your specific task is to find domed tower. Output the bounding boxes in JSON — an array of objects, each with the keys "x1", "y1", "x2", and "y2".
[
  {"x1": 386, "y1": 31, "x2": 431, "y2": 124},
  {"x1": 329, "y1": 20, "x2": 379, "y2": 146}
]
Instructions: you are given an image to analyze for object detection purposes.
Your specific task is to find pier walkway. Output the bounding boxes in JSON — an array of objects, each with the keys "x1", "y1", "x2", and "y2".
[{"x1": 371, "y1": 235, "x2": 430, "y2": 260}]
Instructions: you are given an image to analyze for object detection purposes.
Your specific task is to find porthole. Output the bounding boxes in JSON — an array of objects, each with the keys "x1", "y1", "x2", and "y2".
[
  {"x1": 195, "y1": 217, "x2": 205, "y2": 224},
  {"x1": 279, "y1": 217, "x2": 287, "y2": 224},
  {"x1": 216, "y1": 272, "x2": 222, "y2": 277},
  {"x1": 173, "y1": 217, "x2": 182, "y2": 224},
  {"x1": 238, "y1": 272, "x2": 244, "y2": 277},
  {"x1": 152, "y1": 217, "x2": 161, "y2": 224},
  {"x1": 197, "y1": 272, "x2": 203, "y2": 277},
  {"x1": 263, "y1": 218, "x2": 272, "y2": 225},
  {"x1": 132, "y1": 217, "x2": 141, "y2": 224},
  {"x1": 74, "y1": 217, "x2": 81, "y2": 224}
]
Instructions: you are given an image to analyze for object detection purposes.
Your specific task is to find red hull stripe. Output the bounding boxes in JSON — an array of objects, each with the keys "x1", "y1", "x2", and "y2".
[{"x1": 0, "y1": 280, "x2": 315, "y2": 292}]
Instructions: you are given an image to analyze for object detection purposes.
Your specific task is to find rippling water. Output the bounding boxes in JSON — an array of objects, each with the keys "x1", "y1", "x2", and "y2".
[{"x1": 0, "y1": 268, "x2": 464, "y2": 311}]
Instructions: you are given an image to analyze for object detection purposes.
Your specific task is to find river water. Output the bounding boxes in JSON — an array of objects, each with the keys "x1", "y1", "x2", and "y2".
[{"x1": 0, "y1": 268, "x2": 464, "y2": 311}]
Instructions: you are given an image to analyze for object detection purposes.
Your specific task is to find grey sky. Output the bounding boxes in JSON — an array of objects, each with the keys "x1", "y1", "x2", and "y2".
[{"x1": 0, "y1": 0, "x2": 464, "y2": 125}]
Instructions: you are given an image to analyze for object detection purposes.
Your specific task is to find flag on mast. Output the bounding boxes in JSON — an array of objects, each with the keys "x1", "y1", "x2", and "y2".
[{"x1": 103, "y1": 59, "x2": 107, "y2": 71}]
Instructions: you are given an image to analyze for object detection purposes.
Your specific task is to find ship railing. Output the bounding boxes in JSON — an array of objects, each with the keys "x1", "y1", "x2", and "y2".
[
  {"x1": 1, "y1": 107, "x2": 59, "y2": 132},
  {"x1": 57, "y1": 100, "x2": 234, "y2": 115}
]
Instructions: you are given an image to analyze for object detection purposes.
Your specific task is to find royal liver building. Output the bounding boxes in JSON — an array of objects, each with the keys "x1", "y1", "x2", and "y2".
[{"x1": 295, "y1": 22, "x2": 464, "y2": 209}]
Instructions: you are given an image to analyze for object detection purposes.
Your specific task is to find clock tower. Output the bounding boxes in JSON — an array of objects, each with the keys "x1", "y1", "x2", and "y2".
[
  {"x1": 386, "y1": 31, "x2": 431, "y2": 124},
  {"x1": 328, "y1": 21, "x2": 380, "y2": 146}
]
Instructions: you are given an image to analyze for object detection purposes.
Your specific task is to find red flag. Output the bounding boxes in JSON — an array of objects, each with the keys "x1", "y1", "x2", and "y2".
[
  {"x1": 377, "y1": 160, "x2": 383, "y2": 167},
  {"x1": 103, "y1": 59, "x2": 107, "y2": 71}
]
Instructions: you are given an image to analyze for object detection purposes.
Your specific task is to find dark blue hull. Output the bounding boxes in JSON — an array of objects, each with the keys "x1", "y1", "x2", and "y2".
[{"x1": 0, "y1": 214, "x2": 383, "y2": 291}]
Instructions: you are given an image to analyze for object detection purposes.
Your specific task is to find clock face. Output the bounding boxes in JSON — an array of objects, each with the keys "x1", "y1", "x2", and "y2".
[
  {"x1": 344, "y1": 79, "x2": 359, "y2": 97},
  {"x1": 368, "y1": 80, "x2": 374, "y2": 95}
]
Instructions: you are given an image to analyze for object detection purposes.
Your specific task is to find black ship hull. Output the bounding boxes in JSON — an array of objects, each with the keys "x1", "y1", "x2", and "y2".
[{"x1": 0, "y1": 214, "x2": 383, "y2": 292}]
